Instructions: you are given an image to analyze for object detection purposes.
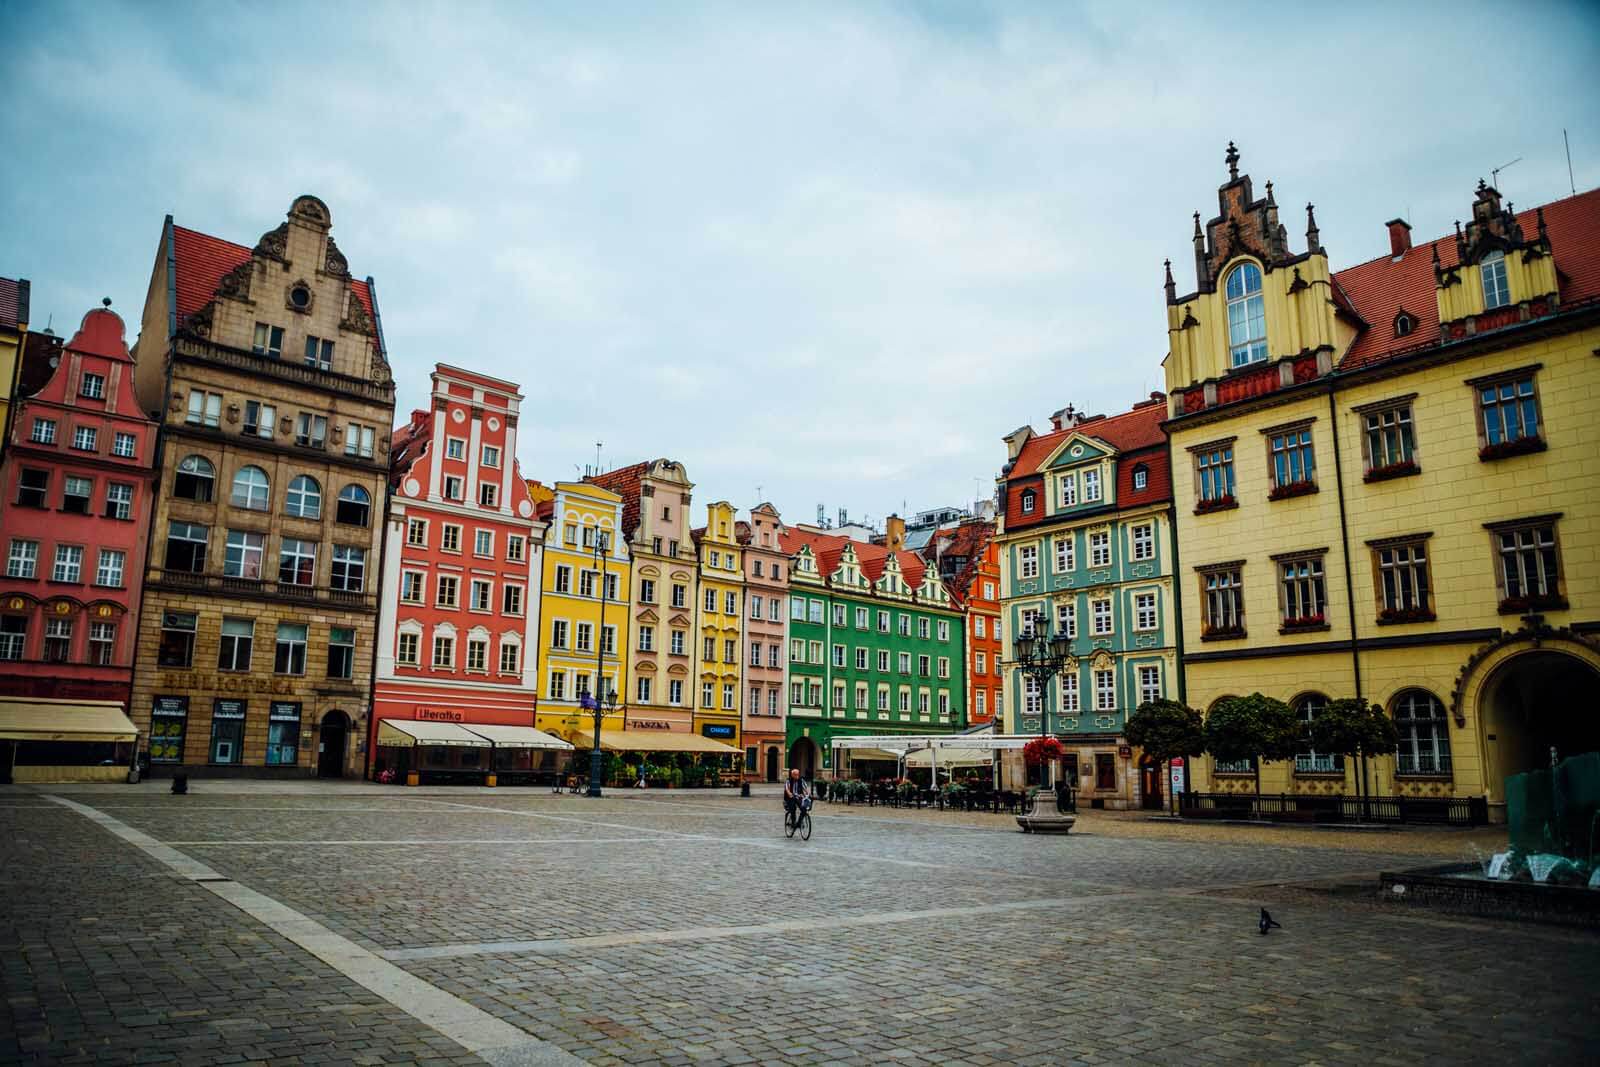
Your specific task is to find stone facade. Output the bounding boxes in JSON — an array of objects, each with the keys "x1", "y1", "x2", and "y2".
[{"x1": 127, "y1": 197, "x2": 395, "y2": 776}]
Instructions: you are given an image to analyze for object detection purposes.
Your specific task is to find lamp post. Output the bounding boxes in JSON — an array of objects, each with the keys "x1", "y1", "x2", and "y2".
[
  {"x1": 587, "y1": 529, "x2": 614, "y2": 798},
  {"x1": 1012, "y1": 618, "x2": 1074, "y2": 796}
]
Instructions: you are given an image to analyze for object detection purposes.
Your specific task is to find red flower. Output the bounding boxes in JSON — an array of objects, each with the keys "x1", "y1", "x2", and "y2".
[{"x1": 1023, "y1": 737, "x2": 1065, "y2": 766}]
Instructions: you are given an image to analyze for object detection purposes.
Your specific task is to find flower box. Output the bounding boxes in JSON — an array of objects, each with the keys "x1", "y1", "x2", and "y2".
[
  {"x1": 1279, "y1": 613, "x2": 1328, "y2": 633},
  {"x1": 1268, "y1": 480, "x2": 1317, "y2": 501},
  {"x1": 1194, "y1": 494, "x2": 1236, "y2": 515},
  {"x1": 1377, "y1": 606, "x2": 1436, "y2": 625},
  {"x1": 1498, "y1": 593, "x2": 1568, "y2": 615},
  {"x1": 1479, "y1": 437, "x2": 1547, "y2": 461},
  {"x1": 1364, "y1": 459, "x2": 1420, "y2": 483},
  {"x1": 1200, "y1": 625, "x2": 1246, "y2": 642}
]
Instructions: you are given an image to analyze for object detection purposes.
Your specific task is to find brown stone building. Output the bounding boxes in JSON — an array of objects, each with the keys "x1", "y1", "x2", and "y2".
[{"x1": 129, "y1": 196, "x2": 395, "y2": 776}]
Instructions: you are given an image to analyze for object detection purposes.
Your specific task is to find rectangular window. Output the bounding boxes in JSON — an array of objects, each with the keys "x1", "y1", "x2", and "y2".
[
  {"x1": 479, "y1": 483, "x2": 498, "y2": 508},
  {"x1": 1202, "y1": 567, "x2": 1244, "y2": 636},
  {"x1": 406, "y1": 518, "x2": 428, "y2": 547},
  {"x1": 187, "y1": 390, "x2": 222, "y2": 428},
  {"x1": 917, "y1": 654, "x2": 930, "y2": 676},
  {"x1": 607, "y1": 627, "x2": 620, "y2": 655},
  {"x1": 809, "y1": 600, "x2": 825, "y2": 624},
  {"x1": 976, "y1": 690, "x2": 987, "y2": 716},
  {"x1": 1268, "y1": 425, "x2": 1316, "y2": 493},
  {"x1": 636, "y1": 676, "x2": 652, "y2": 703},
  {"x1": 551, "y1": 620, "x2": 569, "y2": 648},
  {"x1": 1094, "y1": 669, "x2": 1116, "y2": 712},
  {"x1": 547, "y1": 671, "x2": 566, "y2": 699},
  {"x1": 218, "y1": 617, "x2": 254, "y2": 671},
  {"x1": 1363, "y1": 403, "x2": 1417, "y2": 475},
  {"x1": 443, "y1": 475, "x2": 464, "y2": 500},
  {"x1": 30, "y1": 418, "x2": 56, "y2": 444},
  {"x1": 481, "y1": 444, "x2": 501, "y2": 468},
  {"x1": 1060, "y1": 672, "x2": 1080, "y2": 713},
  {"x1": 1020, "y1": 607, "x2": 1039, "y2": 638},
  {"x1": 1083, "y1": 468, "x2": 1102, "y2": 502},
  {"x1": 62, "y1": 475, "x2": 92, "y2": 514},
  {"x1": 1131, "y1": 523, "x2": 1154, "y2": 562},
  {"x1": 294, "y1": 413, "x2": 327, "y2": 449},
  {"x1": 328, "y1": 627, "x2": 355, "y2": 679},
  {"x1": 436, "y1": 574, "x2": 459, "y2": 607},
  {"x1": 95, "y1": 549, "x2": 126, "y2": 588},
  {"x1": 1477, "y1": 374, "x2": 1542, "y2": 452},
  {"x1": 1096, "y1": 753, "x2": 1116, "y2": 790},
  {"x1": 79, "y1": 372, "x2": 105, "y2": 399},
  {"x1": 832, "y1": 603, "x2": 846, "y2": 626},
  {"x1": 769, "y1": 597, "x2": 782, "y2": 622},
  {"x1": 466, "y1": 638, "x2": 488, "y2": 672},
  {"x1": 1195, "y1": 443, "x2": 1236, "y2": 506},
  {"x1": 1019, "y1": 545, "x2": 1039, "y2": 579},
  {"x1": 877, "y1": 688, "x2": 890, "y2": 712},
  {"x1": 898, "y1": 615, "x2": 911, "y2": 637},
  {"x1": 71, "y1": 425, "x2": 98, "y2": 452},
  {"x1": 401, "y1": 571, "x2": 424, "y2": 603},
  {"x1": 1055, "y1": 536, "x2": 1074, "y2": 573},
  {"x1": 1374, "y1": 538, "x2": 1432, "y2": 619},
  {"x1": 1491, "y1": 519, "x2": 1563, "y2": 608},
  {"x1": 576, "y1": 623, "x2": 593, "y2": 653},
  {"x1": 1091, "y1": 598, "x2": 1112, "y2": 635},
  {"x1": 252, "y1": 322, "x2": 284, "y2": 358},
  {"x1": 473, "y1": 529, "x2": 492, "y2": 557},
  {"x1": 671, "y1": 630, "x2": 684, "y2": 655},
  {"x1": 897, "y1": 651, "x2": 911, "y2": 674},
  {"x1": 17, "y1": 468, "x2": 48, "y2": 508},
  {"x1": 723, "y1": 683, "x2": 736, "y2": 710},
  {"x1": 103, "y1": 482, "x2": 134, "y2": 520},
  {"x1": 701, "y1": 682, "x2": 714, "y2": 708},
  {"x1": 554, "y1": 565, "x2": 571, "y2": 594},
  {"x1": 1056, "y1": 600, "x2": 1076, "y2": 639},
  {"x1": 1089, "y1": 531, "x2": 1110, "y2": 568},
  {"x1": 446, "y1": 438, "x2": 466, "y2": 460},
  {"x1": 918, "y1": 617, "x2": 931, "y2": 640},
  {"x1": 768, "y1": 645, "x2": 780, "y2": 668},
  {"x1": 396, "y1": 632, "x2": 420, "y2": 666},
  {"x1": 43, "y1": 618, "x2": 72, "y2": 662},
  {"x1": 278, "y1": 539, "x2": 316, "y2": 586},
  {"x1": 976, "y1": 651, "x2": 987, "y2": 674},
  {"x1": 669, "y1": 679, "x2": 683, "y2": 706},
  {"x1": 503, "y1": 584, "x2": 523, "y2": 616},
  {"x1": 6, "y1": 539, "x2": 38, "y2": 579},
  {"x1": 164, "y1": 522, "x2": 208, "y2": 573},
  {"x1": 937, "y1": 656, "x2": 950, "y2": 679},
  {"x1": 243, "y1": 400, "x2": 275, "y2": 439},
  {"x1": 640, "y1": 625, "x2": 657, "y2": 652},
  {"x1": 854, "y1": 647, "x2": 867, "y2": 670},
  {"x1": 974, "y1": 616, "x2": 986, "y2": 638},
  {"x1": 877, "y1": 610, "x2": 890, "y2": 633},
  {"x1": 1134, "y1": 592, "x2": 1157, "y2": 631},
  {"x1": 1139, "y1": 665, "x2": 1161, "y2": 706},
  {"x1": 0, "y1": 616, "x2": 26, "y2": 661},
  {"x1": 274, "y1": 623, "x2": 307, "y2": 675},
  {"x1": 854, "y1": 606, "x2": 868, "y2": 629},
  {"x1": 672, "y1": 583, "x2": 687, "y2": 608},
  {"x1": 1058, "y1": 473, "x2": 1077, "y2": 507},
  {"x1": 266, "y1": 703, "x2": 301, "y2": 766},
  {"x1": 726, "y1": 591, "x2": 737, "y2": 615},
  {"x1": 507, "y1": 535, "x2": 525, "y2": 562},
  {"x1": 1023, "y1": 674, "x2": 1041, "y2": 716},
  {"x1": 704, "y1": 587, "x2": 717, "y2": 613},
  {"x1": 433, "y1": 634, "x2": 455, "y2": 669},
  {"x1": 1279, "y1": 556, "x2": 1326, "y2": 626},
  {"x1": 1481, "y1": 253, "x2": 1510, "y2": 309},
  {"x1": 53, "y1": 545, "x2": 83, "y2": 582},
  {"x1": 441, "y1": 524, "x2": 461, "y2": 552},
  {"x1": 747, "y1": 592, "x2": 762, "y2": 618},
  {"x1": 304, "y1": 336, "x2": 334, "y2": 371},
  {"x1": 113, "y1": 431, "x2": 137, "y2": 458},
  {"x1": 223, "y1": 530, "x2": 265, "y2": 579},
  {"x1": 468, "y1": 579, "x2": 491, "y2": 611},
  {"x1": 89, "y1": 620, "x2": 116, "y2": 665},
  {"x1": 331, "y1": 546, "x2": 366, "y2": 592}
]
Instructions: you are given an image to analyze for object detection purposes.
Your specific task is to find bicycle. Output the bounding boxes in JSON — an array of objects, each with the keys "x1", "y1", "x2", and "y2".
[{"x1": 784, "y1": 796, "x2": 813, "y2": 840}]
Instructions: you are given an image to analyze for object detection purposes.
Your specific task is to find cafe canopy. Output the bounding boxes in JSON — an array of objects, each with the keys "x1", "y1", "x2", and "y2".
[
  {"x1": 830, "y1": 732, "x2": 1037, "y2": 781},
  {"x1": 595, "y1": 729, "x2": 740, "y2": 755}
]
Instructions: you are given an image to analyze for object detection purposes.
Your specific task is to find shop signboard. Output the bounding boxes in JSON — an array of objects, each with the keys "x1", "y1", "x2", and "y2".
[
  {"x1": 150, "y1": 696, "x2": 188, "y2": 763},
  {"x1": 1170, "y1": 756, "x2": 1185, "y2": 795},
  {"x1": 701, "y1": 723, "x2": 735, "y2": 739}
]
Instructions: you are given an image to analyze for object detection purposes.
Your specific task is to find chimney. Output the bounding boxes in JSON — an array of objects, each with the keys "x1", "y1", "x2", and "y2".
[
  {"x1": 1386, "y1": 218, "x2": 1412, "y2": 258},
  {"x1": 884, "y1": 514, "x2": 906, "y2": 553}
]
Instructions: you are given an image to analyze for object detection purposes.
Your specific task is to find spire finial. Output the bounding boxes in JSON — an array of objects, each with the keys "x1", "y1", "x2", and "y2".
[
  {"x1": 1163, "y1": 259, "x2": 1176, "y2": 303},
  {"x1": 1265, "y1": 180, "x2": 1275, "y2": 205},
  {"x1": 1225, "y1": 141, "x2": 1240, "y2": 180},
  {"x1": 1192, "y1": 211, "x2": 1202, "y2": 237},
  {"x1": 1305, "y1": 202, "x2": 1321, "y2": 253},
  {"x1": 101, "y1": 297, "x2": 112, "y2": 308}
]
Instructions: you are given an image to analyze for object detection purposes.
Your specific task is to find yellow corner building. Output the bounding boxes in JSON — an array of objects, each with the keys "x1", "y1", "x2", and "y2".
[
  {"x1": 533, "y1": 480, "x2": 631, "y2": 744},
  {"x1": 691, "y1": 501, "x2": 743, "y2": 753},
  {"x1": 1162, "y1": 145, "x2": 1599, "y2": 821}
]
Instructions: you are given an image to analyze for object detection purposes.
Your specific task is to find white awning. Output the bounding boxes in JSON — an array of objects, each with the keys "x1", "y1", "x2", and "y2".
[
  {"x1": 906, "y1": 747, "x2": 995, "y2": 767},
  {"x1": 377, "y1": 720, "x2": 491, "y2": 747},
  {"x1": 832, "y1": 733, "x2": 1038, "y2": 752},
  {"x1": 464, "y1": 724, "x2": 573, "y2": 750},
  {"x1": 0, "y1": 698, "x2": 137, "y2": 743},
  {"x1": 840, "y1": 747, "x2": 906, "y2": 762}
]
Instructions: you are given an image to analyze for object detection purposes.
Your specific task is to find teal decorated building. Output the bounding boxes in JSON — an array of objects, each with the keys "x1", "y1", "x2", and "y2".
[
  {"x1": 994, "y1": 395, "x2": 1176, "y2": 809},
  {"x1": 779, "y1": 526, "x2": 966, "y2": 778}
]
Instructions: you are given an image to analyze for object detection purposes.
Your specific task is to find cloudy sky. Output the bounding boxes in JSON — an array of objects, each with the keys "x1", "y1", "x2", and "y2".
[{"x1": 4, "y1": 1, "x2": 1597, "y2": 530}]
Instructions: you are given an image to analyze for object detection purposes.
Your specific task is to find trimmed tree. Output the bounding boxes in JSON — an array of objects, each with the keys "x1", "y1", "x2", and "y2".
[
  {"x1": 1124, "y1": 699, "x2": 1205, "y2": 812},
  {"x1": 1203, "y1": 693, "x2": 1300, "y2": 801},
  {"x1": 1311, "y1": 698, "x2": 1400, "y2": 814}
]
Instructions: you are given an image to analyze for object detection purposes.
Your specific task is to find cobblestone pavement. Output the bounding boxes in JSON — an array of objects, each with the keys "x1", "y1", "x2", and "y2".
[{"x1": 3, "y1": 783, "x2": 1597, "y2": 1065}]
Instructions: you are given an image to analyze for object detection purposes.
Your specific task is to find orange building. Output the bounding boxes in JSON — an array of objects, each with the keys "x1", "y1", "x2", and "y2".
[{"x1": 924, "y1": 519, "x2": 1002, "y2": 725}]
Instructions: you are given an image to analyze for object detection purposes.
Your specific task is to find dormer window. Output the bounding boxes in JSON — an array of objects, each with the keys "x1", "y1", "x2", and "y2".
[
  {"x1": 1225, "y1": 263, "x2": 1267, "y2": 366},
  {"x1": 1394, "y1": 312, "x2": 1415, "y2": 338},
  {"x1": 1132, "y1": 464, "x2": 1148, "y2": 491},
  {"x1": 1481, "y1": 250, "x2": 1510, "y2": 310},
  {"x1": 1021, "y1": 489, "x2": 1036, "y2": 514}
]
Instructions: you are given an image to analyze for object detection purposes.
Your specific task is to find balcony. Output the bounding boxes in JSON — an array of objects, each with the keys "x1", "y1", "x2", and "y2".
[
  {"x1": 149, "y1": 570, "x2": 376, "y2": 612},
  {"x1": 1396, "y1": 752, "x2": 1452, "y2": 777},
  {"x1": 173, "y1": 336, "x2": 394, "y2": 403},
  {"x1": 1294, "y1": 754, "x2": 1344, "y2": 775}
]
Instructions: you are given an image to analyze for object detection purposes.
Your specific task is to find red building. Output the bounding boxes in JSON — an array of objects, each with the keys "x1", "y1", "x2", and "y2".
[
  {"x1": 0, "y1": 305, "x2": 156, "y2": 778},
  {"x1": 370, "y1": 364, "x2": 559, "y2": 782},
  {"x1": 924, "y1": 519, "x2": 1002, "y2": 725}
]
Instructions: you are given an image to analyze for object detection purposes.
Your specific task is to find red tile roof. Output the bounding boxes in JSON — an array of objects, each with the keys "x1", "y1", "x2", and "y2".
[
  {"x1": 1008, "y1": 398, "x2": 1167, "y2": 480},
  {"x1": 1336, "y1": 187, "x2": 1600, "y2": 371},
  {"x1": 778, "y1": 528, "x2": 930, "y2": 592},
  {"x1": 170, "y1": 224, "x2": 376, "y2": 340},
  {"x1": 1003, "y1": 396, "x2": 1171, "y2": 531},
  {"x1": 584, "y1": 461, "x2": 649, "y2": 538}
]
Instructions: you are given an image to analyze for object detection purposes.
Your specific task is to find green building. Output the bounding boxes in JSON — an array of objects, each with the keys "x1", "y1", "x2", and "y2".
[
  {"x1": 994, "y1": 396, "x2": 1177, "y2": 809},
  {"x1": 779, "y1": 527, "x2": 966, "y2": 778}
]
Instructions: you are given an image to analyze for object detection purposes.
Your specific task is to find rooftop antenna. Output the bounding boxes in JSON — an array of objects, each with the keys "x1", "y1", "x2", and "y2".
[
  {"x1": 594, "y1": 441, "x2": 603, "y2": 475},
  {"x1": 755, "y1": 484, "x2": 762, "y2": 504},
  {"x1": 1491, "y1": 156, "x2": 1522, "y2": 189},
  {"x1": 1565, "y1": 129, "x2": 1576, "y2": 196}
]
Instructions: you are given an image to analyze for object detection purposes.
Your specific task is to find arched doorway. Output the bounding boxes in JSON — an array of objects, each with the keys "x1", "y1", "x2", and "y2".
[
  {"x1": 318, "y1": 711, "x2": 350, "y2": 778},
  {"x1": 1480, "y1": 650, "x2": 1600, "y2": 785},
  {"x1": 789, "y1": 737, "x2": 818, "y2": 779},
  {"x1": 1139, "y1": 754, "x2": 1163, "y2": 810},
  {"x1": 765, "y1": 746, "x2": 779, "y2": 783}
]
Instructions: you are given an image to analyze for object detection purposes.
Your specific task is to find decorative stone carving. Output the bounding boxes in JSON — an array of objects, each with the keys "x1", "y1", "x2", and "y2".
[
  {"x1": 183, "y1": 303, "x2": 214, "y2": 338},
  {"x1": 217, "y1": 260, "x2": 253, "y2": 301},
  {"x1": 323, "y1": 236, "x2": 349, "y2": 278},
  {"x1": 254, "y1": 222, "x2": 288, "y2": 261},
  {"x1": 341, "y1": 292, "x2": 374, "y2": 335}
]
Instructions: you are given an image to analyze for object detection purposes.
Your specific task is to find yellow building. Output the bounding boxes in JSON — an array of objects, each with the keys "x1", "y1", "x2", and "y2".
[
  {"x1": 691, "y1": 501, "x2": 743, "y2": 752},
  {"x1": 1163, "y1": 144, "x2": 1600, "y2": 820},
  {"x1": 0, "y1": 277, "x2": 32, "y2": 464},
  {"x1": 533, "y1": 480, "x2": 631, "y2": 744}
]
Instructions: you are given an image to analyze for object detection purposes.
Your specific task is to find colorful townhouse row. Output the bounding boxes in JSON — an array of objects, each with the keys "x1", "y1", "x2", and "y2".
[{"x1": 993, "y1": 147, "x2": 1599, "y2": 819}]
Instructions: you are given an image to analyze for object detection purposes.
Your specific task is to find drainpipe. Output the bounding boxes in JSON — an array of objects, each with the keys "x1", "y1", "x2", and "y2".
[
  {"x1": 1167, "y1": 493, "x2": 1187, "y2": 812},
  {"x1": 1327, "y1": 386, "x2": 1368, "y2": 810}
]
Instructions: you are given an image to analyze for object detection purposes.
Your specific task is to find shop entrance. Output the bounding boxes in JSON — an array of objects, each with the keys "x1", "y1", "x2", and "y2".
[
  {"x1": 789, "y1": 737, "x2": 818, "y2": 779},
  {"x1": 1481, "y1": 650, "x2": 1600, "y2": 783},
  {"x1": 1140, "y1": 754, "x2": 1163, "y2": 810},
  {"x1": 765, "y1": 746, "x2": 779, "y2": 783},
  {"x1": 318, "y1": 711, "x2": 350, "y2": 778}
]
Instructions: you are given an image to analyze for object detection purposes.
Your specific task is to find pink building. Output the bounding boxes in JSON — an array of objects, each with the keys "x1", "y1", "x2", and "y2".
[
  {"x1": 739, "y1": 503, "x2": 788, "y2": 782},
  {"x1": 0, "y1": 305, "x2": 157, "y2": 778}
]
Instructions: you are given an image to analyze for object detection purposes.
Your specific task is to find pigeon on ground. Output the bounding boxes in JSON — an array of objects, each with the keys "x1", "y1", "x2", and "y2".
[{"x1": 1258, "y1": 908, "x2": 1282, "y2": 935}]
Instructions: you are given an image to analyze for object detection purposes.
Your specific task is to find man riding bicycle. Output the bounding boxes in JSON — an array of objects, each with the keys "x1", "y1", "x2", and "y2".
[{"x1": 783, "y1": 767, "x2": 811, "y2": 826}]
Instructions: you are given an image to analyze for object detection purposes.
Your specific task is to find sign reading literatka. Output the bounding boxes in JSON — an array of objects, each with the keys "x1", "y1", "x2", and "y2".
[{"x1": 416, "y1": 707, "x2": 465, "y2": 723}]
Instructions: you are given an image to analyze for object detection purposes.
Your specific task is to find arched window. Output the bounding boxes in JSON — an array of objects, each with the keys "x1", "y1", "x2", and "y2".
[
  {"x1": 1293, "y1": 694, "x2": 1342, "y2": 774},
  {"x1": 286, "y1": 475, "x2": 322, "y2": 519},
  {"x1": 1393, "y1": 690, "x2": 1451, "y2": 776},
  {"x1": 174, "y1": 455, "x2": 215, "y2": 502},
  {"x1": 336, "y1": 484, "x2": 370, "y2": 527},
  {"x1": 1207, "y1": 695, "x2": 1253, "y2": 774},
  {"x1": 1480, "y1": 250, "x2": 1510, "y2": 310},
  {"x1": 1225, "y1": 263, "x2": 1267, "y2": 366},
  {"x1": 1393, "y1": 311, "x2": 1414, "y2": 338},
  {"x1": 230, "y1": 465, "x2": 270, "y2": 510}
]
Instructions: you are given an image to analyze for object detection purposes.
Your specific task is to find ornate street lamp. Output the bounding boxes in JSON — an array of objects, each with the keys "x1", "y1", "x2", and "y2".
[
  {"x1": 586, "y1": 529, "x2": 616, "y2": 798},
  {"x1": 1012, "y1": 617, "x2": 1076, "y2": 806}
]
